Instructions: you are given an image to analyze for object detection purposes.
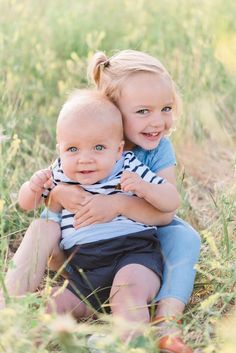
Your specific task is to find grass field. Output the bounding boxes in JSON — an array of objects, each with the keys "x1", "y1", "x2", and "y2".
[{"x1": 0, "y1": 0, "x2": 235, "y2": 352}]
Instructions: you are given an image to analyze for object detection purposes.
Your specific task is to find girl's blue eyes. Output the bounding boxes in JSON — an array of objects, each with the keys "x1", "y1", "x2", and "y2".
[
  {"x1": 136, "y1": 107, "x2": 172, "y2": 114},
  {"x1": 136, "y1": 109, "x2": 149, "y2": 115},
  {"x1": 162, "y1": 106, "x2": 172, "y2": 112}
]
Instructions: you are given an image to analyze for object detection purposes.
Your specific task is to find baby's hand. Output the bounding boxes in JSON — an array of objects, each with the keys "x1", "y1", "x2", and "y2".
[
  {"x1": 120, "y1": 171, "x2": 146, "y2": 198},
  {"x1": 29, "y1": 169, "x2": 52, "y2": 193}
]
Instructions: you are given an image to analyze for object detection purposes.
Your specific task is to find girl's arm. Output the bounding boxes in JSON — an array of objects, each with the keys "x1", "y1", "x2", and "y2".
[
  {"x1": 73, "y1": 193, "x2": 175, "y2": 228},
  {"x1": 73, "y1": 165, "x2": 178, "y2": 228},
  {"x1": 157, "y1": 165, "x2": 177, "y2": 186},
  {"x1": 48, "y1": 183, "x2": 91, "y2": 213},
  {"x1": 120, "y1": 171, "x2": 180, "y2": 213},
  {"x1": 18, "y1": 169, "x2": 52, "y2": 211},
  {"x1": 108, "y1": 194, "x2": 176, "y2": 225}
]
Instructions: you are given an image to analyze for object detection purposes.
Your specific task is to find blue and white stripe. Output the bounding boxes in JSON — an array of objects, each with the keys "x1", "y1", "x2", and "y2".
[{"x1": 42, "y1": 151, "x2": 164, "y2": 249}]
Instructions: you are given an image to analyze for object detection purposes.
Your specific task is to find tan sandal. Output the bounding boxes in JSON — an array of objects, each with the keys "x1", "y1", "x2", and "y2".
[{"x1": 152, "y1": 316, "x2": 193, "y2": 353}]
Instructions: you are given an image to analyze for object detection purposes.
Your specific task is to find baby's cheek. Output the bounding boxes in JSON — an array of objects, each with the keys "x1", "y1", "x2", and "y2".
[{"x1": 61, "y1": 157, "x2": 73, "y2": 177}]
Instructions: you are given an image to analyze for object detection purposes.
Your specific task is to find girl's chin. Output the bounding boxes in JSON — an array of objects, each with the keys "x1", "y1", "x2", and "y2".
[{"x1": 139, "y1": 135, "x2": 162, "y2": 149}]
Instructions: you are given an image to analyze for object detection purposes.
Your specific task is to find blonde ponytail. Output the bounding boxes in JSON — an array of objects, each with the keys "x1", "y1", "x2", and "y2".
[{"x1": 87, "y1": 51, "x2": 108, "y2": 87}]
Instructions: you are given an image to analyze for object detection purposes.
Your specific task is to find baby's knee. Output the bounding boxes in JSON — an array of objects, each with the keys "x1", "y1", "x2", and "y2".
[{"x1": 110, "y1": 288, "x2": 150, "y2": 324}]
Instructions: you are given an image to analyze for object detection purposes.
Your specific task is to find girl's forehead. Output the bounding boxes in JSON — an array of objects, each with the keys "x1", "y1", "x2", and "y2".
[
  {"x1": 122, "y1": 71, "x2": 171, "y2": 90},
  {"x1": 120, "y1": 72, "x2": 173, "y2": 99}
]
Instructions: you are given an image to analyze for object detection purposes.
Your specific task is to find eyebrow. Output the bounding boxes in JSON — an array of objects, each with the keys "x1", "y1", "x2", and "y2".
[
  {"x1": 133, "y1": 102, "x2": 174, "y2": 109},
  {"x1": 163, "y1": 102, "x2": 174, "y2": 106}
]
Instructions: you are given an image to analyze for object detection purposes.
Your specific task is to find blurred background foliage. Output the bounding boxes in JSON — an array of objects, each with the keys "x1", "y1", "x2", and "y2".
[{"x1": 1, "y1": 0, "x2": 236, "y2": 146}]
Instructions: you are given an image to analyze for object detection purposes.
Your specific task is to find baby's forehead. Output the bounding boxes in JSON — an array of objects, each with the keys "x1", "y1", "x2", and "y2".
[
  {"x1": 64, "y1": 94, "x2": 119, "y2": 115},
  {"x1": 60, "y1": 104, "x2": 117, "y2": 126},
  {"x1": 57, "y1": 100, "x2": 123, "y2": 142},
  {"x1": 59, "y1": 95, "x2": 121, "y2": 125}
]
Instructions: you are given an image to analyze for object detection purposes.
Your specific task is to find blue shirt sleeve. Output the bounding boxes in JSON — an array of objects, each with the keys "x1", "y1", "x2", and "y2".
[
  {"x1": 132, "y1": 137, "x2": 176, "y2": 174},
  {"x1": 40, "y1": 207, "x2": 62, "y2": 224}
]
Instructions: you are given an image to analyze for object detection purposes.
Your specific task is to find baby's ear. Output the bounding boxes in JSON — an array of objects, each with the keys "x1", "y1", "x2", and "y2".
[
  {"x1": 117, "y1": 140, "x2": 125, "y2": 159},
  {"x1": 56, "y1": 143, "x2": 60, "y2": 154}
]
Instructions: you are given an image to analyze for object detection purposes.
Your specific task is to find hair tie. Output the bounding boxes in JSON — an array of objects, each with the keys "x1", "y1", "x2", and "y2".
[{"x1": 103, "y1": 60, "x2": 110, "y2": 68}]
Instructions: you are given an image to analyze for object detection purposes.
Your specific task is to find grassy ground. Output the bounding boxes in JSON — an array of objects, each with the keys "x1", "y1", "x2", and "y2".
[{"x1": 0, "y1": 0, "x2": 235, "y2": 352}]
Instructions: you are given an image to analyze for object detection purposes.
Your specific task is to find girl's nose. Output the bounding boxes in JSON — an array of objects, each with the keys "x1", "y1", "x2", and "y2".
[{"x1": 150, "y1": 112, "x2": 164, "y2": 127}]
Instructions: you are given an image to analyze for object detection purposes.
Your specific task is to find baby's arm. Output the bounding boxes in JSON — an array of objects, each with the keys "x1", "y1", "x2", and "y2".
[
  {"x1": 18, "y1": 169, "x2": 52, "y2": 211},
  {"x1": 120, "y1": 170, "x2": 180, "y2": 213},
  {"x1": 45, "y1": 189, "x2": 63, "y2": 213}
]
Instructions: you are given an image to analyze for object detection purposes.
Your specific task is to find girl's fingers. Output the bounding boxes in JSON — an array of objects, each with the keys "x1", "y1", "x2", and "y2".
[
  {"x1": 75, "y1": 219, "x2": 99, "y2": 229},
  {"x1": 74, "y1": 214, "x2": 97, "y2": 228},
  {"x1": 74, "y1": 196, "x2": 95, "y2": 219},
  {"x1": 74, "y1": 206, "x2": 93, "y2": 224},
  {"x1": 61, "y1": 202, "x2": 82, "y2": 214},
  {"x1": 74, "y1": 205, "x2": 90, "y2": 220}
]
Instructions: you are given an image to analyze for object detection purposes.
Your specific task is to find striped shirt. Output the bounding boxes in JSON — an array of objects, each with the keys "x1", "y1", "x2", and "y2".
[{"x1": 42, "y1": 151, "x2": 165, "y2": 249}]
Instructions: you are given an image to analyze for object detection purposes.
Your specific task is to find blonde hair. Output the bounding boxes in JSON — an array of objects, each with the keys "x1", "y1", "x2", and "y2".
[
  {"x1": 88, "y1": 50, "x2": 181, "y2": 117},
  {"x1": 57, "y1": 89, "x2": 123, "y2": 140}
]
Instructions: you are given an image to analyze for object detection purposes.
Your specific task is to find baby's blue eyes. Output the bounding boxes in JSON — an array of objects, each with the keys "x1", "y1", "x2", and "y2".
[
  {"x1": 95, "y1": 144, "x2": 105, "y2": 151},
  {"x1": 68, "y1": 147, "x2": 77, "y2": 152},
  {"x1": 67, "y1": 145, "x2": 105, "y2": 152}
]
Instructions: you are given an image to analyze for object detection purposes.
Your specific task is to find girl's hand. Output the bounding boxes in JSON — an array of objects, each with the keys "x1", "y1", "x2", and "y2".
[
  {"x1": 74, "y1": 194, "x2": 119, "y2": 229},
  {"x1": 120, "y1": 171, "x2": 146, "y2": 198},
  {"x1": 50, "y1": 184, "x2": 91, "y2": 213},
  {"x1": 29, "y1": 169, "x2": 52, "y2": 193}
]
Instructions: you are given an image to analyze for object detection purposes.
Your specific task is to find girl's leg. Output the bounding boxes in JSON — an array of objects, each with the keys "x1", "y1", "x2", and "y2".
[
  {"x1": 109, "y1": 264, "x2": 160, "y2": 339},
  {"x1": 46, "y1": 286, "x2": 94, "y2": 320},
  {"x1": 155, "y1": 216, "x2": 201, "y2": 326},
  {"x1": 4, "y1": 219, "x2": 65, "y2": 296}
]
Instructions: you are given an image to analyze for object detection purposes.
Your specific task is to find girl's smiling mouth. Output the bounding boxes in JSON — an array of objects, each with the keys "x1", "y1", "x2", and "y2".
[{"x1": 142, "y1": 131, "x2": 162, "y2": 138}]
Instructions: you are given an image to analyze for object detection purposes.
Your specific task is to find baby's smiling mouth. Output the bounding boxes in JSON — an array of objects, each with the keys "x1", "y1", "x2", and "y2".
[{"x1": 78, "y1": 170, "x2": 95, "y2": 174}]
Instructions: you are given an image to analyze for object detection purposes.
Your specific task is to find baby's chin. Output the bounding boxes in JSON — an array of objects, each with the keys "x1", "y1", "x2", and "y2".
[{"x1": 71, "y1": 172, "x2": 102, "y2": 185}]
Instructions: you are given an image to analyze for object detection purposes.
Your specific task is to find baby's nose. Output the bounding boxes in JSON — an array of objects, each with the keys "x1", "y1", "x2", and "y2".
[{"x1": 77, "y1": 151, "x2": 93, "y2": 163}]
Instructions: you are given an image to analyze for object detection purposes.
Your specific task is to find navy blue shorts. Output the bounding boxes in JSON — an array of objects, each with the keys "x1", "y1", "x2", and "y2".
[{"x1": 65, "y1": 229, "x2": 163, "y2": 312}]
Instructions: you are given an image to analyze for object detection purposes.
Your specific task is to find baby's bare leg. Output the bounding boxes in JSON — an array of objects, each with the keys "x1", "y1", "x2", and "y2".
[
  {"x1": 4, "y1": 219, "x2": 65, "y2": 297},
  {"x1": 109, "y1": 264, "x2": 160, "y2": 339},
  {"x1": 46, "y1": 286, "x2": 94, "y2": 320}
]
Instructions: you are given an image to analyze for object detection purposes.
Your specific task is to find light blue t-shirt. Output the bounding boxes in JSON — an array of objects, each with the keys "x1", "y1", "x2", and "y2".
[{"x1": 132, "y1": 137, "x2": 176, "y2": 174}]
